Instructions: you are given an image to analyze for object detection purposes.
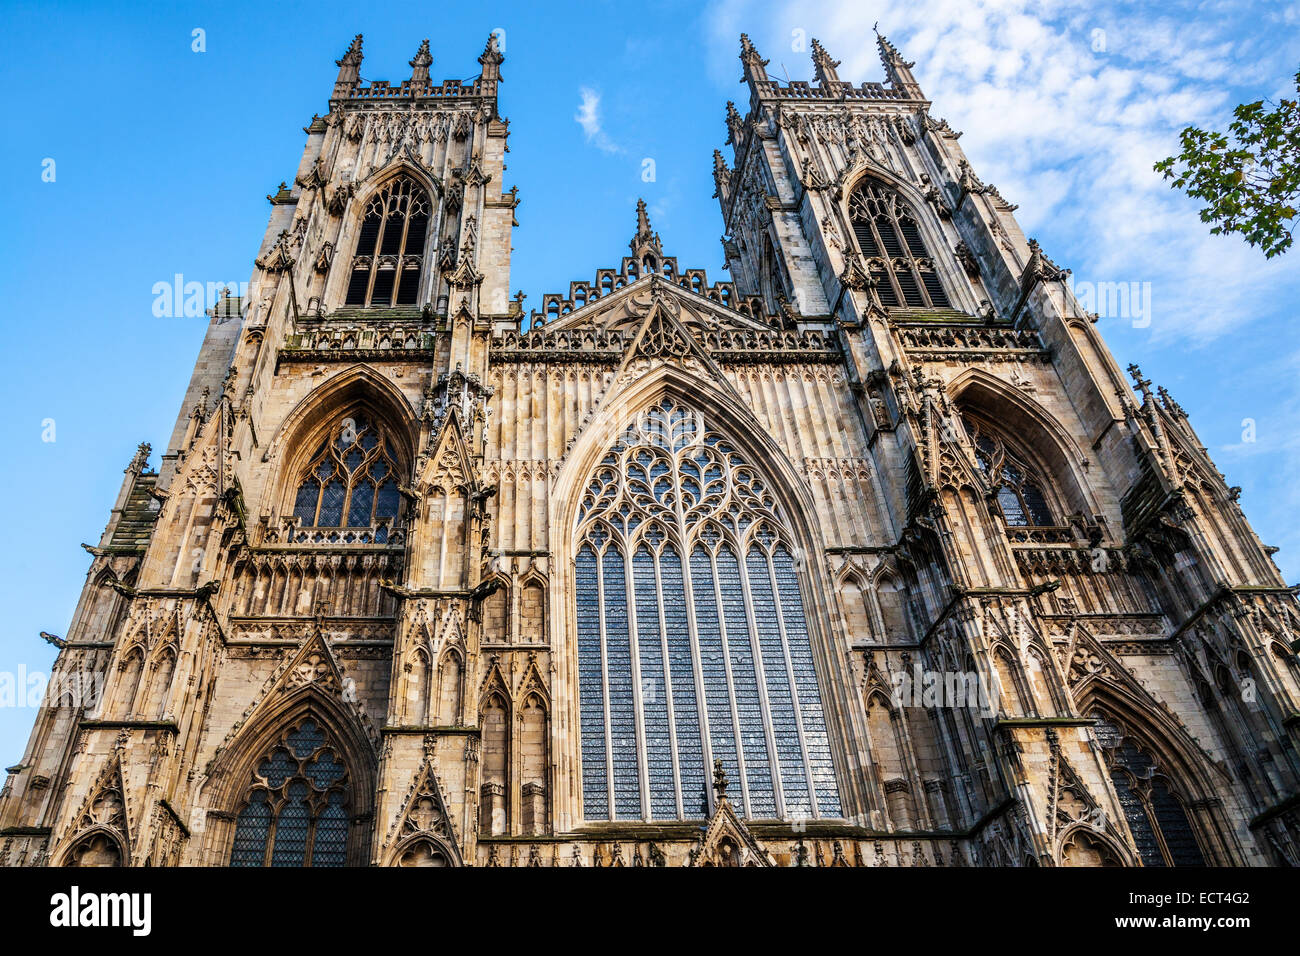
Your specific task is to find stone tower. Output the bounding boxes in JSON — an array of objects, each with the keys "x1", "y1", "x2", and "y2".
[{"x1": 2, "y1": 32, "x2": 1296, "y2": 868}]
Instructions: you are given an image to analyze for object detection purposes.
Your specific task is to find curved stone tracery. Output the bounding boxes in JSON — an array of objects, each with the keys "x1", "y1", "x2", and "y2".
[{"x1": 574, "y1": 399, "x2": 841, "y2": 822}]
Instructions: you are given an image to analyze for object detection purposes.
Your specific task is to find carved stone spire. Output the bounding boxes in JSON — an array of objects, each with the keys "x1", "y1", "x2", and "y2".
[
  {"x1": 333, "y1": 34, "x2": 363, "y2": 99},
  {"x1": 629, "y1": 198, "x2": 662, "y2": 261},
  {"x1": 875, "y1": 26, "x2": 923, "y2": 98},
  {"x1": 724, "y1": 100, "x2": 745, "y2": 147},
  {"x1": 478, "y1": 31, "x2": 504, "y2": 84},
  {"x1": 810, "y1": 38, "x2": 841, "y2": 86},
  {"x1": 711, "y1": 149, "x2": 731, "y2": 202},
  {"x1": 409, "y1": 38, "x2": 432, "y2": 92},
  {"x1": 738, "y1": 33, "x2": 769, "y2": 90}
]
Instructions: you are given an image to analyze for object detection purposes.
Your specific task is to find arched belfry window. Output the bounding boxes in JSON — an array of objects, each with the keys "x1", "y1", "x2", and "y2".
[
  {"x1": 229, "y1": 718, "x2": 352, "y2": 867},
  {"x1": 574, "y1": 399, "x2": 842, "y2": 822},
  {"x1": 345, "y1": 177, "x2": 431, "y2": 308},
  {"x1": 1093, "y1": 716, "x2": 1207, "y2": 867},
  {"x1": 848, "y1": 179, "x2": 950, "y2": 310},
  {"x1": 290, "y1": 412, "x2": 403, "y2": 544},
  {"x1": 963, "y1": 416, "x2": 1055, "y2": 527}
]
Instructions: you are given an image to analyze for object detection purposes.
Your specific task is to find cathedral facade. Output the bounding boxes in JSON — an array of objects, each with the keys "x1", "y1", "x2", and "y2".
[{"x1": 3, "y1": 32, "x2": 1297, "y2": 868}]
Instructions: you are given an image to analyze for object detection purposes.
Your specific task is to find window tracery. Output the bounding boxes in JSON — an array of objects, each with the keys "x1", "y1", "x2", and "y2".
[
  {"x1": 345, "y1": 177, "x2": 431, "y2": 307},
  {"x1": 229, "y1": 718, "x2": 351, "y2": 867},
  {"x1": 290, "y1": 412, "x2": 403, "y2": 544},
  {"x1": 1093, "y1": 715, "x2": 1207, "y2": 867},
  {"x1": 964, "y1": 417, "x2": 1054, "y2": 527},
  {"x1": 574, "y1": 399, "x2": 842, "y2": 822},
  {"x1": 847, "y1": 179, "x2": 950, "y2": 310}
]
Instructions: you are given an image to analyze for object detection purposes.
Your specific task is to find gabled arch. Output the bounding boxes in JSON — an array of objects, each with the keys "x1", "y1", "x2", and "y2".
[
  {"x1": 1078, "y1": 680, "x2": 1237, "y2": 865},
  {"x1": 947, "y1": 368, "x2": 1101, "y2": 521},
  {"x1": 263, "y1": 364, "x2": 419, "y2": 469},
  {"x1": 328, "y1": 160, "x2": 442, "y2": 309},
  {"x1": 553, "y1": 369, "x2": 857, "y2": 822},
  {"x1": 201, "y1": 684, "x2": 377, "y2": 867}
]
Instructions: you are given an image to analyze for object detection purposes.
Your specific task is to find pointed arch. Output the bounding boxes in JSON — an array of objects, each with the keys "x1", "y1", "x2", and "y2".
[
  {"x1": 845, "y1": 174, "x2": 951, "y2": 309},
  {"x1": 479, "y1": 672, "x2": 511, "y2": 836},
  {"x1": 263, "y1": 364, "x2": 419, "y2": 470},
  {"x1": 202, "y1": 685, "x2": 377, "y2": 867},
  {"x1": 402, "y1": 645, "x2": 432, "y2": 726},
  {"x1": 114, "y1": 644, "x2": 147, "y2": 718},
  {"x1": 338, "y1": 167, "x2": 436, "y2": 308},
  {"x1": 551, "y1": 366, "x2": 856, "y2": 825},
  {"x1": 992, "y1": 643, "x2": 1031, "y2": 717},
  {"x1": 518, "y1": 573, "x2": 547, "y2": 643},
  {"x1": 1079, "y1": 680, "x2": 1236, "y2": 866},
  {"x1": 434, "y1": 645, "x2": 464, "y2": 726},
  {"x1": 146, "y1": 643, "x2": 178, "y2": 721},
  {"x1": 948, "y1": 368, "x2": 1101, "y2": 521}
]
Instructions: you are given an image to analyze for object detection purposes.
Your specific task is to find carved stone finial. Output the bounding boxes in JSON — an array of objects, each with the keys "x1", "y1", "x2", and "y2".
[
  {"x1": 126, "y1": 441, "x2": 152, "y2": 475},
  {"x1": 810, "y1": 37, "x2": 841, "y2": 85},
  {"x1": 409, "y1": 38, "x2": 432, "y2": 90},
  {"x1": 712, "y1": 757, "x2": 729, "y2": 799}
]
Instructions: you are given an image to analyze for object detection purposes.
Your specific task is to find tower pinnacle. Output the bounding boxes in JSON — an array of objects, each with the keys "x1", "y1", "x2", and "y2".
[
  {"x1": 874, "y1": 26, "x2": 923, "y2": 98},
  {"x1": 409, "y1": 38, "x2": 432, "y2": 92},
  {"x1": 629, "y1": 199, "x2": 662, "y2": 260},
  {"x1": 810, "y1": 38, "x2": 841, "y2": 86},
  {"x1": 738, "y1": 33, "x2": 769, "y2": 94},
  {"x1": 333, "y1": 34, "x2": 363, "y2": 99}
]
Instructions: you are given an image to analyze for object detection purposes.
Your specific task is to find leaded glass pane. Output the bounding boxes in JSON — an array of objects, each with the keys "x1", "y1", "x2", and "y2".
[
  {"x1": 634, "y1": 548, "x2": 676, "y2": 819},
  {"x1": 270, "y1": 782, "x2": 311, "y2": 867},
  {"x1": 259, "y1": 748, "x2": 296, "y2": 788},
  {"x1": 1150, "y1": 780, "x2": 1206, "y2": 866},
  {"x1": 717, "y1": 545, "x2": 775, "y2": 816},
  {"x1": 692, "y1": 546, "x2": 741, "y2": 804},
  {"x1": 602, "y1": 548, "x2": 641, "y2": 820},
  {"x1": 574, "y1": 399, "x2": 843, "y2": 822},
  {"x1": 774, "y1": 546, "x2": 841, "y2": 816},
  {"x1": 1111, "y1": 769, "x2": 1164, "y2": 867},
  {"x1": 311, "y1": 793, "x2": 349, "y2": 867},
  {"x1": 576, "y1": 547, "x2": 609, "y2": 820},
  {"x1": 287, "y1": 720, "x2": 325, "y2": 757},
  {"x1": 230, "y1": 791, "x2": 272, "y2": 867},
  {"x1": 747, "y1": 547, "x2": 811, "y2": 816},
  {"x1": 347, "y1": 481, "x2": 374, "y2": 527},
  {"x1": 661, "y1": 547, "x2": 706, "y2": 816},
  {"x1": 318, "y1": 480, "x2": 345, "y2": 527}
]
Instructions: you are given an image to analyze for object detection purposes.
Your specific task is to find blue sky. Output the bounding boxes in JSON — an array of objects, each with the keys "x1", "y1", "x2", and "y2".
[{"x1": 0, "y1": 0, "x2": 1296, "y2": 763}]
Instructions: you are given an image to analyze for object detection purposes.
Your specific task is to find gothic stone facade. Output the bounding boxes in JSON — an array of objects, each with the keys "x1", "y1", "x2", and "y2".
[{"x1": 3, "y1": 33, "x2": 1298, "y2": 868}]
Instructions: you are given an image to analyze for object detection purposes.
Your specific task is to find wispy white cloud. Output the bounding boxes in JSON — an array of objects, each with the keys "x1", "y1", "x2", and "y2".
[{"x1": 575, "y1": 86, "x2": 621, "y2": 153}]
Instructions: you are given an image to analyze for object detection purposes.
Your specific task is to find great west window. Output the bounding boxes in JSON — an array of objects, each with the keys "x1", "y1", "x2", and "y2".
[{"x1": 574, "y1": 399, "x2": 842, "y2": 821}]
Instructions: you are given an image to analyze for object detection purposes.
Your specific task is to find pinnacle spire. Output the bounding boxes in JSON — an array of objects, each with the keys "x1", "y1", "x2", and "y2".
[
  {"x1": 712, "y1": 149, "x2": 732, "y2": 202},
  {"x1": 810, "y1": 37, "x2": 841, "y2": 85},
  {"x1": 629, "y1": 199, "x2": 662, "y2": 260},
  {"x1": 333, "y1": 34, "x2": 363, "y2": 99},
  {"x1": 479, "y1": 31, "x2": 504, "y2": 83},
  {"x1": 338, "y1": 33, "x2": 363, "y2": 67},
  {"x1": 874, "y1": 25, "x2": 923, "y2": 97},
  {"x1": 724, "y1": 100, "x2": 744, "y2": 147},
  {"x1": 409, "y1": 38, "x2": 432, "y2": 90},
  {"x1": 738, "y1": 33, "x2": 768, "y2": 87}
]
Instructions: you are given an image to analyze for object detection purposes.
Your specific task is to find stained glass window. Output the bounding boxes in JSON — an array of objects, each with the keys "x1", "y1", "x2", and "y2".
[
  {"x1": 847, "y1": 180, "x2": 950, "y2": 310},
  {"x1": 1095, "y1": 716, "x2": 1207, "y2": 867},
  {"x1": 964, "y1": 419, "x2": 1055, "y2": 528},
  {"x1": 345, "y1": 177, "x2": 431, "y2": 307},
  {"x1": 291, "y1": 413, "x2": 403, "y2": 544},
  {"x1": 574, "y1": 399, "x2": 842, "y2": 821},
  {"x1": 228, "y1": 718, "x2": 352, "y2": 867}
]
